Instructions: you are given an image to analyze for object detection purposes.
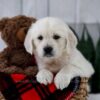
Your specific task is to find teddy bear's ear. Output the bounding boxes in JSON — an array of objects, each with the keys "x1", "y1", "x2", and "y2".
[
  {"x1": 0, "y1": 18, "x2": 9, "y2": 31},
  {"x1": 17, "y1": 27, "x2": 28, "y2": 42}
]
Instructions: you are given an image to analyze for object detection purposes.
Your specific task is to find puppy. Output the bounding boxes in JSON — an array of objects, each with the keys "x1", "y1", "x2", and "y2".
[{"x1": 24, "y1": 17, "x2": 94, "y2": 90}]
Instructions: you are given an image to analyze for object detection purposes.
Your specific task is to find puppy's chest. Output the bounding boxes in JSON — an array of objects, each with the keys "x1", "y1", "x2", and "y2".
[{"x1": 45, "y1": 61, "x2": 65, "y2": 73}]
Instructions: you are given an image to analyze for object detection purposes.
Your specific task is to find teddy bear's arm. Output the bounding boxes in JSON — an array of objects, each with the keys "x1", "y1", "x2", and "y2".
[
  {"x1": 0, "y1": 49, "x2": 38, "y2": 75},
  {"x1": 0, "y1": 48, "x2": 22, "y2": 74},
  {"x1": 9, "y1": 50, "x2": 38, "y2": 76},
  {"x1": 24, "y1": 66, "x2": 38, "y2": 76}
]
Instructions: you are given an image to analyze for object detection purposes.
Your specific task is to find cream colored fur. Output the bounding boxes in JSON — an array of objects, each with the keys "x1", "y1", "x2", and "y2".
[{"x1": 24, "y1": 17, "x2": 94, "y2": 90}]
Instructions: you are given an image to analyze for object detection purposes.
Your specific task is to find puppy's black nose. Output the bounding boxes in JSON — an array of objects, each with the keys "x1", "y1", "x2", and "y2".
[{"x1": 44, "y1": 46, "x2": 53, "y2": 54}]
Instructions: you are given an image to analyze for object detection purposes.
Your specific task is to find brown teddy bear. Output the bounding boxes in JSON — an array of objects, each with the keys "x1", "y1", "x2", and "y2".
[{"x1": 0, "y1": 15, "x2": 38, "y2": 75}]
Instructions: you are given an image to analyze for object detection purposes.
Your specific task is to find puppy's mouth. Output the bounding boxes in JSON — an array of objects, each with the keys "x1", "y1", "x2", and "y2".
[{"x1": 44, "y1": 53, "x2": 54, "y2": 58}]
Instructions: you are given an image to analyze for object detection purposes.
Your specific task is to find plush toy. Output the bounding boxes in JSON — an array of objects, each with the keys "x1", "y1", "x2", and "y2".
[{"x1": 0, "y1": 15, "x2": 38, "y2": 75}]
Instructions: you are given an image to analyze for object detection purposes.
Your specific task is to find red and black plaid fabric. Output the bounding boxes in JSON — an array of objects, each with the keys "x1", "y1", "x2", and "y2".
[{"x1": 0, "y1": 72, "x2": 80, "y2": 100}]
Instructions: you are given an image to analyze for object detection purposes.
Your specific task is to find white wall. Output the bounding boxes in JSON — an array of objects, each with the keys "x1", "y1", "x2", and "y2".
[
  {"x1": 0, "y1": 0, "x2": 100, "y2": 23},
  {"x1": 0, "y1": 0, "x2": 21, "y2": 17},
  {"x1": 21, "y1": 0, "x2": 100, "y2": 23}
]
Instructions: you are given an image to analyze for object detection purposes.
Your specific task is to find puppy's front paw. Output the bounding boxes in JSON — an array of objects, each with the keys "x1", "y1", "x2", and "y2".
[
  {"x1": 36, "y1": 69, "x2": 53, "y2": 85},
  {"x1": 54, "y1": 73, "x2": 71, "y2": 90}
]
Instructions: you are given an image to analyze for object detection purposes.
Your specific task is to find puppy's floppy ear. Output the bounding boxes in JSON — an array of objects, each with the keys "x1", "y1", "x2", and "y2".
[
  {"x1": 24, "y1": 28, "x2": 34, "y2": 55},
  {"x1": 65, "y1": 27, "x2": 78, "y2": 54}
]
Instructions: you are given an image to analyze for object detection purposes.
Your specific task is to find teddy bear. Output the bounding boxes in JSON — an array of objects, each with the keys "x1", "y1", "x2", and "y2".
[{"x1": 0, "y1": 15, "x2": 38, "y2": 75}]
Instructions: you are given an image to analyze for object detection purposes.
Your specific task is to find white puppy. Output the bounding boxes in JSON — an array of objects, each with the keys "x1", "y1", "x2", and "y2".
[{"x1": 24, "y1": 17, "x2": 94, "y2": 90}]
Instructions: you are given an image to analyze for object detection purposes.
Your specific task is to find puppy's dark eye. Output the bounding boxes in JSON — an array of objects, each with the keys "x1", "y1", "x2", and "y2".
[
  {"x1": 38, "y1": 35, "x2": 43, "y2": 40},
  {"x1": 53, "y1": 35, "x2": 60, "y2": 40}
]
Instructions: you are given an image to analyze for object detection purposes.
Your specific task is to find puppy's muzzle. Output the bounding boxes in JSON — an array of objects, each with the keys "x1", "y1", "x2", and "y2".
[{"x1": 44, "y1": 46, "x2": 53, "y2": 57}]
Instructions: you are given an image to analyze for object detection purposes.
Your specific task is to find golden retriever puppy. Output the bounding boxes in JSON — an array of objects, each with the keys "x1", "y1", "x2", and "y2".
[{"x1": 24, "y1": 17, "x2": 94, "y2": 90}]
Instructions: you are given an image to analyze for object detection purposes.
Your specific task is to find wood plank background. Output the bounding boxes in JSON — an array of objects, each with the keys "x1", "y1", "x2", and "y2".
[{"x1": 0, "y1": 0, "x2": 100, "y2": 23}]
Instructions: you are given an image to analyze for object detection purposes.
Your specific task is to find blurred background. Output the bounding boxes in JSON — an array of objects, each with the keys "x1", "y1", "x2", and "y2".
[{"x1": 0, "y1": 0, "x2": 100, "y2": 99}]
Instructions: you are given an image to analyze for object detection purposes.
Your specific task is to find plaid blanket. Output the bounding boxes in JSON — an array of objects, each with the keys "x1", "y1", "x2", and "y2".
[{"x1": 0, "y1": 72, "x2": 80, "y2": 100}]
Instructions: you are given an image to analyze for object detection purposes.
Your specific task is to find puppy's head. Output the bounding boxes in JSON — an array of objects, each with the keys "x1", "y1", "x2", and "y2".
[{"x1": 24, "y1": 17, "x2": 78, "y2": 61}]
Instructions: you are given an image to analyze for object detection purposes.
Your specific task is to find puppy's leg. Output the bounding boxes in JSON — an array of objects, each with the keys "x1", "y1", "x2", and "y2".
[
  {"x1": 54, "y1": 64, "x2": 82, "y2": 90},
  {"x1": 36, "y1": 69, "x2": 53, "y2": 85}
]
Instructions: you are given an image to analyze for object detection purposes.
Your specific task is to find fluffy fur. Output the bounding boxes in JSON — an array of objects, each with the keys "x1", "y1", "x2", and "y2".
[
  {"x1": 0, "y1": 15, "x2": 38, "y2": 75},
  {"x1": 24, "y1": 17, "x2": 94, "y2": 90}
]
